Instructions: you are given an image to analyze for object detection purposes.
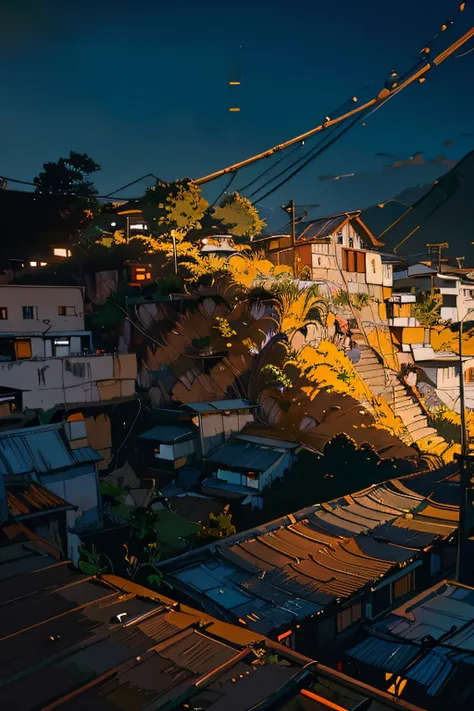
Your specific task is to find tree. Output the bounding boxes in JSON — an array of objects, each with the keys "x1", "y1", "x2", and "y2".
[
  {"x1": 34, "y1": 151, "x2": 100, "y2": 202},
  {"x1": 140, "y1": 179, "x2": 209, "y2": 241},
  {"x1": 212, "y1": 192, "x2": 266, "y2": 241}
]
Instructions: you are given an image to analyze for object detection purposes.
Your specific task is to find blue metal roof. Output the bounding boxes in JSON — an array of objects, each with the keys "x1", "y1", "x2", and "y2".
[
  {"x1": 138, "y1": 425, "x2": 195, "y2": 443},
  {"x1": 0, "y1": 424, "x2": 74, "y2": 475},
  {"x1": 70, "y1": 446, "x2": 103, "y2": 464},
  {"x1": 208, "y1": 440, "x2": 284, "y2": 472},
  {"x1": 0, "y1": 424, "x2": 102, "y2": 476}
]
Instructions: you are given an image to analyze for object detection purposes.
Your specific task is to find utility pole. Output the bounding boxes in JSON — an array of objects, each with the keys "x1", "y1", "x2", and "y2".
[
  {"x1": 455, "y1": 309, "x2": 474, "y2": 584},
  {"x1": 282, "y1": 200, "x2": 297, "y2": 278}
]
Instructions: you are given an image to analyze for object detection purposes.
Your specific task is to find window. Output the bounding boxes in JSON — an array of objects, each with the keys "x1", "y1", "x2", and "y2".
[
  {"x1": 391, "y1": 571, "x2": 415, "y2": 602},
  {"x1": 53, "y1": 248, "x2": 72, "y2": 258},
  {"x1": 22, "y1": 306, "x2": 35, "y2": 320},
  {"x1": 337, "y1": 601, "x2": 362, "y2": 633},
  {"x1": 342, "y1": 249, "x2": 365, "y2": 274},
  {"x1": 14, "y1": 339, "x2": 32, "y2": 359},
  {"x1": 430, "y1": 553, "x2": 441, "y2": 576},
  {"x1": 466, "y1": 368, "x2": 474, "y2": 383},
  {"x1": 0, "y1": 307, "x2": 7, "y2": 320},
  {"x1": 58, "y1": 306, "x2": 75, "y2": 316},
  {"x1": 349, "y1": 237, "x2": 354, "y2": 248}
]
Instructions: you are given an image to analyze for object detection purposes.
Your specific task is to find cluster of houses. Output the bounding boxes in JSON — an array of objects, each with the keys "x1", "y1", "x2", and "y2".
[{"x1": 2, "y1": 194, "x2": 474, "y2": 708}]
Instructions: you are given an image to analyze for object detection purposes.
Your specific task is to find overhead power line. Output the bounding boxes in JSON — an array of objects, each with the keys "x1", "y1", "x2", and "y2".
[{"x1": 193, "y1": 9, "x2": 474, "y2": 187}]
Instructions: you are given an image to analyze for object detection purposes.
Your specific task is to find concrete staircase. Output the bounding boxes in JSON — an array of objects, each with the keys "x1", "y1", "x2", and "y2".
[{"x1": 350, "y1": 331, "x2": 444, "y2": 448}]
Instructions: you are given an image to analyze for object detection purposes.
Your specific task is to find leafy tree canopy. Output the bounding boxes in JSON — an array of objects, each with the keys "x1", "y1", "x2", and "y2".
[
  {"x1": 140, "y1": 179, "x2": 209, "y2": 240},
  {"x1": 212, "y1": 192, "x2": 266, "y2": 240},
  {"x1": 34, "y1": 151, "x2": 100, "y2": 202}
]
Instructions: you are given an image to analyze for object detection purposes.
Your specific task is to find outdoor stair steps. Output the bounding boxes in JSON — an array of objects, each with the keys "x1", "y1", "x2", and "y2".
[
  {"x1": 410, "y1": 426, "x2": 439, "y2": 442},
  {"x1": 349, "y1": 330, "x2": 450, "y2": 450},
  {"x1": 406, "y1": 418, "x2": 429, "y2": 434}
]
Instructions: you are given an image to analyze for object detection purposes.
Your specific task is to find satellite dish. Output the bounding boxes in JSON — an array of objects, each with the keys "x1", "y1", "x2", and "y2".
[{"x1": 466, "y1": 272, "x2": 474, "y2": 281}]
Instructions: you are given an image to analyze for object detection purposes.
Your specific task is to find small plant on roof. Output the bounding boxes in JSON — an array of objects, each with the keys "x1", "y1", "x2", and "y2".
[
  {"x1": 78, "y1": 543, "x2": 111, "y2": 576},
  {"x1": 198, "y1": 505, "x2": 236, "y2": 541}
]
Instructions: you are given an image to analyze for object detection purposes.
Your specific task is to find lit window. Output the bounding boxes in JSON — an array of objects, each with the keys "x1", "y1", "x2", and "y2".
[
  {"x1": 40, "y1": 262, "x2": 47, "y2": 266},
  {"x1": 136, "y1": 274, "x2": 146, "y2": 281},
  {"x1": 130, "y1": 223, "x2": 145, "y2": 230},
  {"x1": 392, "y1": 572, "x2": 415, "y2": 601},
  {"x1": 53, "y1": 248, "x2": 71, "y2": 258},
  {"x1": 14, "y1": 339, "x2": 32, "y2": 359},
  {"x1": 22, "y1": 306, "x2": 35, "y2": 320},
  {"x1": 0, "y1": 307, "x2": 7, "y2": 320},
  {"x1": 29, "y1": 261, "x2": 37, "y2": 267}
]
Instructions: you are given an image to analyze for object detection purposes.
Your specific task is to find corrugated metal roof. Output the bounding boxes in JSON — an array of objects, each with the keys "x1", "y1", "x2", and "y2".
[
  {"x1": 0, "y1": 424, "x2": 75, "y2": 475},
  {"x1": 297, "y1": 216, "x2": 349, "y2": 242},
  {"x1": 70, "y1": 446, "x2": 103, "y2": 464},
  {"x1": 182, "y1": 398, "x2": 253, "y2": 413},
  {"x1": 348, "y1": 580, "x2": 474, "y2": 697},
  {"x1": 137, "y1": 424, "x2": 195, "y2": 443},
  {"x1": 208, "y1": 440, "x2": 285, "y2": 472}
]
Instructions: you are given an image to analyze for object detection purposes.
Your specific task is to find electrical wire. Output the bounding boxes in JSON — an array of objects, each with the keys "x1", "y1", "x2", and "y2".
[
  {"x1": 111, "y1": 396, "x2": 142, "y2": 469},
  {"x1": 209, "y1": 171, "x2": 237, "y2": 209},
  {"x1": 252, "y1": 114, "x2": 366, "y2": 203},
  {"x1": 246, "y1": 124, "x2": 340, "y2": 199},
  {"x1": 237, "y1": 142, "x2": 305, "y2": 193},
  {"x1": 104, "y1": 173, "x2": 160, "y2": 197}
]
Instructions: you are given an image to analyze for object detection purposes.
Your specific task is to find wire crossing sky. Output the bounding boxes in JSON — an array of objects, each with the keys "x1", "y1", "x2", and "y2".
[{"x1": 1, "y1": 0, "x2": 474, "y2": 225}]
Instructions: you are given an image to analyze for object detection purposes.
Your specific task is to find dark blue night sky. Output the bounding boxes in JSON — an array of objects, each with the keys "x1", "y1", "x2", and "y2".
[{"x1": 1, "y1": 0, "x2": 473, "y2": 226}]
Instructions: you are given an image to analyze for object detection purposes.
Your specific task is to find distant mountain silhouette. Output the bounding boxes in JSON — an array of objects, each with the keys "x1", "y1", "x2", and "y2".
[{"x1": 362, "y1": 151, "x2": 474, "y2": 263}]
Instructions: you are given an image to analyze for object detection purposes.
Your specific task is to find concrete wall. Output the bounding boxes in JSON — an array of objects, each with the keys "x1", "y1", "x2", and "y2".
[
  {"x1": 0, "y1": 285, "x2": 85, "y2": 333},
  {"x1": 43, "y1": 465, "x2": 101, "y2": 530},
  {"x1": 200, "y1": 412, "x2": 255, "y2": 455},
  {"x1": 0, "y1": 353, "x2": 137, "y2": 410}
]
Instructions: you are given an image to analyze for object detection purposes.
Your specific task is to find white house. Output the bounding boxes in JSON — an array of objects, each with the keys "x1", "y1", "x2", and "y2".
[
  {"x1": 392, "y1": 264, "x2": 474, "y2": 323},
  {"x1": 0, "y1": 284, "x2": 92, "y2": 359},
  {"x1": 180, "y1": 399, "x2": 258, "y2": 457},
  {"x1": 201, "y1": 433, "x2": 298, "y2": 508},
  {"x1": 411, "y1": 345, "x2": 474, "y2": 411}
]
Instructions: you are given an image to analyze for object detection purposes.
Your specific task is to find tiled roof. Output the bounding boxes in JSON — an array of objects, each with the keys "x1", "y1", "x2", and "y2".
[
  {"x1": 6, "y1": 480, "x2": 73, "y2": 518},
  {"x1": 163, "y1": 471, "x2": 459, "y2": 636}
]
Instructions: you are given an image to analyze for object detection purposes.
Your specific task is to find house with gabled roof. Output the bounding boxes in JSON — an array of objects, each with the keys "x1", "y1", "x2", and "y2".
[{"x1": 253, "y1": 210, "x2": 393, "y2": 305}]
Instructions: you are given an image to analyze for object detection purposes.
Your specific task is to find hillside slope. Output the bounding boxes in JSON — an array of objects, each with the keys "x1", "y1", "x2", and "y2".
[{"x1": 362, "y1": 151, "x2": 474, "y2": 261}]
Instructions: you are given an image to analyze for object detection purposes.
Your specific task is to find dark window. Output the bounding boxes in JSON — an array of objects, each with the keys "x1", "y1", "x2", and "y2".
[
  {"x1": 337, "y1": 601, "x2": 362, "y2": 633},
  {"x1": 58, "y1": 306, "x2": 75, "y2": 316},
  {"x1": 22, "y1": 306, "x2": 35, "y2": 320},
  {"x1": 430, "y1": 553, "x2": 441, "y2": 576},
  {"x1": 0, "y1": 307, "x2": 7, "y2": 319}
]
